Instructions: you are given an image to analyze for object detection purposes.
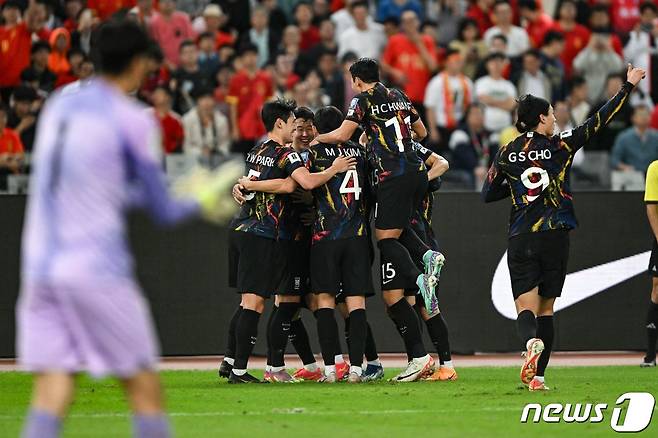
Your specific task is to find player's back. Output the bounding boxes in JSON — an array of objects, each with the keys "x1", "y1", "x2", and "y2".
[
  {"x1": 22, "y1": 80, "x2": 157, "y2": 283},
  {"x1": 309, "y1": 140, "x2": 369, "y2": 241}
]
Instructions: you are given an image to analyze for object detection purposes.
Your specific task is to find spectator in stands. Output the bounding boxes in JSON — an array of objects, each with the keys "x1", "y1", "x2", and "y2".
[
  {"x1": 551, "y1": 0, "x2": 590, "y2": 78},
  {"x1": 624, "y1": 2, "x2": 658, "y2": 104},
  {"x1": 316, "y1": 48, "x2": 343, "y2": 109},
  {"x1": 280, "y1": 24, "x2": 302, "y2": 61},
  {"x1": 448, "y1": 103, "x2": 493, "y2": 188},
  {"x1": 338, "y1": 1, "x2": 386, "y2": 60},
  {"x1": 70, "y1": 9, "x2": 95, "y2": 55},
  {"x1": 610, "y1": 0, "x2": 643, "y2": 36},
  {"x1": 171, "y1": 40, "x2": 212, "y2": 115},
  {"x1": 130, "y1": 0, "x2": 156, "y2": 27},
  {"x1": 239, "y1": 5, "x2": 279, "y2": 69},
  {"x1": 337, "y1": 51, "x2": 358, "y2": 113},
  {"x1": 213, "y1": 63, "x2": 233, "y2": 117},
  {"x1": 21, "y1": 41, "x2": 56, "y2": 95},
  {"x1": 312, "y1": 0, "x2": 331, "y2": 24},
  {"x1": 0, "y1": 103, "x2": 24, "y2": 191},
  {"x1": 377, "y1": 0, "x2": 423, "y2": 22},
  {"x1": 466, "y1": 0, "x2": 494, "y2": 36},
  {"x1": 197, "y1": 32, "x2": 220, "y2": 79},
  {"x1": 611, "y1": 105, "x2": 658, "y2": 173},
  {"x1": 296, "y1": 17, "x2": 337, "y2": 77},
  {"x1": 149, "y1": 0, "x2": 196, "y2": 69},
  {"x1": 424, "y1": 49, "x2": 474, "y2": 150},
  {"x1": 139, "y1": 43, "x2": 170, "y2": 104},
  {"x1": 148, "y1": 86, "x2": 184, "y2": 154},
  {"x1": 518, "y1": 0, "x2": 553, "y2": 49},
  {"x1": 227, "y1": 43, "x2": 272, "y2": 154},
  {"x1": 7, "y1": 86, "x2": 38, "y2": 153},
  {"x1": 449, "y1": 18, "x2": 487, "y2": 80},
  {"x1": 47, "y1": 28, "x2": 71, "y2": 77},
  {"x1": 194, "y1": 4, "x2": 235, "y2": 49},
  {"x1": 382, "y1": 16, "x2": 400, "y2": 38},
  {"x1": 217, "y1": 0, "x2": 251, "y2": 35},
  {"x1": 484, "y1": 1, "x2": 530, "y2": 58},
  {"x1": 53, "y1": 48, "x2": 84, "y2": 88},
  {"x1": 589, "y1": 5, "x2": 624, "y2": 57},
  {"x1": 474, "y1": 52, "x2": 517, "y2": 136},
  {"x1": 62, "y1": 0, "x2": 82, "y2": 33},
  {"x1": 87, "y1": 0, "x2": 135, "y2": 21},
  {"x1": 183, "y1": 86, "x2": 230, "y2": 167},
  {"x1": 259, "y1": 0, "x2": 288, "y2": 37},
  {"x1": 434, "y1": 0, "x2": 461, "y2": 47},
  {"x1": 272, "y1": 52, "x2": 301, "y2": 97},
  {"x1": 0, "y1": 0, "x2": 47, "y2": 99},
  {"x1": 539, "y1": 31, "x2": 566, "y2": 102},
  {"x1": 332, "y1": 0, "x2": 360, "y2": 36},
  {"x1": 515, "y1": 49, "x2": 551, "y2": 101},
  {"x1": 567, "y1": 75, "x2": 591, "y2": 125},
  {"x1": 573, "y1": 30, "x2": 624, "y2": 103},
  {"x1": 295, "y1": 1, "x2": 320, "y2": 51},
  {"x1": 177, "y1": 0, "x2": 210, "y2": 18},
  {"x1": 588, "y1": 74, "x2": 633, "y2": 151},
  {"x1": 382, "y1": 10, "x2": 438, "y2": 119}
]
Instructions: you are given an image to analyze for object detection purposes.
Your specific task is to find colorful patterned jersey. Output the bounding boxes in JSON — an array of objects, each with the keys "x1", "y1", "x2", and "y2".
[
  {"x1": 482, "y1": 81, "x2": 633, "y2": 237},
  {"x1": 279, "y1": 149, "x2": 313, "y2": 241},
  {"x1": 231, "y1": 139, "x2": 305, "y2": 239},
  {"x1": 346, "y1": 82, "x2": 424, "y2": 183},
  {"x1": 309, "y1": 141, "x2": 370, "y2": 242},
  {"x1": 410, "y1": 143, "x2": 439, "y2": 249}
]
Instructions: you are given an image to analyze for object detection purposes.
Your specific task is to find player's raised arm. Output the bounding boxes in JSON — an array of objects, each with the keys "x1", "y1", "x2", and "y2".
[
  {"x1": 289, "y1": 155, "x2": 356, "y2": 190},
  {"x1": 481, "y1": 148, "x2": 510, "y2": 203},
  {"x1": 315, "y1": 119, "x2": 360, "y2": 144},
  {"x1": 562, "y1": 64, "x2": 644, "y2": 151},
  {"x1": 238, "y1": 176, "x2": 297, "y2": 194},
  {"x1": 411, "y1": 118, "x2": 427, "y2": 141},
  {"x1": 425, "y1": 152, "x2": 449, "y2": 181}
]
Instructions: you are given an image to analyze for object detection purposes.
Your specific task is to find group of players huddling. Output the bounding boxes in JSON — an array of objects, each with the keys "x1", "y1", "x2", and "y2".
[{"x1": 219, "y1": 57, "x2": 456, "y2": 384}]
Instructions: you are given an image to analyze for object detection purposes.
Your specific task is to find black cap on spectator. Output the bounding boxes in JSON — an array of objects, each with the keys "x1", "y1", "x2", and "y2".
[
  {"x1": 485, "y1": 52, "x2": 507, "y2": 63},
  {"x1": 238, "y1": 43, "x2": 259, "y2": 56},
  {"x1": 31, "y1": 40, "x2": 51, "y2": 54},
  {"x1": 191, "y1": 85, "x2": 215, "y2": 100},
  {"x1": 12, "y1": 86, "x2": 38, "y2": 102},
  {"x1": 92, "y1": 19, "x2": 151, "y2": 76},
  {"x1": 542, "y1": 30, "x2": 565, "y2": 46}
]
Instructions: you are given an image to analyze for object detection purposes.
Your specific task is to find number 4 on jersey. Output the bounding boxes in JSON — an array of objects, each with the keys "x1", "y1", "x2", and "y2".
[{"x1": 339, "y1": 169, "x2": 361, "y2": 200}]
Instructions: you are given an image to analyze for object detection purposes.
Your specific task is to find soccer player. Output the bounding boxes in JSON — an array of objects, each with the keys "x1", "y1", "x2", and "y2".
[
  {"x1": 642, "y1": 159, "x2": 658, "y2": 368},
  {"x1": 16, "y1": 20, "x2": 233, "y2": 438},
  {"x1": 224, "y1": 99, "x2": 354, "y2": 383},
  {"x1": 482, "y1": 64, "x2": 645, "y2": 391},
  {"x1": 315, "y1": 58, "x2": 443, "y2": 381}
]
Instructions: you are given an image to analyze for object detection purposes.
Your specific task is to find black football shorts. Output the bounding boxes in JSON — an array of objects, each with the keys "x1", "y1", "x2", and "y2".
[
  {"x1": 228, "y1": 231, "x2": 285, "y2": 298},
  {"x1": 310, "y1": 236, "x2": 374, "y2": 297},
  {"x1": 374, "y1": 170, "x2": 428, "y2": 230},
  {"x1": 277, "y1": 239, "x2": 311, "y2": 296}
]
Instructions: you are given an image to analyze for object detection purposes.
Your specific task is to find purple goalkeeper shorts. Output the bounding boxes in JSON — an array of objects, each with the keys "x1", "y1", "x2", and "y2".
[{"x1": 17, "y1": 280, "x2": 160, "y2": 378}]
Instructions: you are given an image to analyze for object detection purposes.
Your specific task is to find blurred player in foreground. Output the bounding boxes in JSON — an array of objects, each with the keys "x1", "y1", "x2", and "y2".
[
  {"x1": 643, "y1": 159, "x2": 658, "y2": 367},
  {"x1": 17, "y1": 20, "x2": 239, "y2": 438},
  {"x1": 483, "y1": 64, "x2": 645, "y2": 391}
]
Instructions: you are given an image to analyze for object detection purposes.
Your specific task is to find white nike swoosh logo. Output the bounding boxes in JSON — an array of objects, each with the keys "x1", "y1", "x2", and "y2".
[
  {"x1": 491, "y1": 251, "x2": 651, "y2": 320},
  {"x1": 383, "y1": 279, "x2": 394, "y2": 285}
]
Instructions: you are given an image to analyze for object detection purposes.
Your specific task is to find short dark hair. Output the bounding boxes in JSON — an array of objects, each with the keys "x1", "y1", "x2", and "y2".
[
  {"x1": 590, "y1": 4, "x2": 610, "y2": 15},
  {"x1": 93, "y1": 19, "x2": 151, "y2": 76},
  {"x1": 31, "y1": 40, "x2": 51, "y2": 54},
  {"x1": 493, "y1": 0, "x2": 510, "y2": 10},
  {"x1": 519, "y1": 0, "x2": 539, "y2": 11},
  {"x1": 542, "y1": 30, "x2": 564, "y2": 46},
  {"x1": 485, "y1": 52, "x2": 506, "y2": 63},
  {"x1": 458, "y1": 17, "x2": 480, "y2": 40},
  {"x1": 349, "y1": 58, "x2": 380, "y2": 83},
  {"x1": 198, "y1": 31, "x2": 214, "y2": 41},
  {"x1": 341, "y1": 51, "x2": 358, "y2": 65},
  {"x1": 641, "y1": 1, "x2": 658, "y2": 14},
  {"x1": 350, "y1": 0, "x2": 369, "y2": 11},
  {"x1": 239, "y1": 42, "x2": 259, "y2": 56},
  {"x1": 314, "y1": 106, "x2": 344, "y2": 134},
  {"x1": 568, "y1": 75, "x2": 586, "y2": 92},
  {"x1": 515, "y1": 94, "x2": 550, "y2": 133},
  {"x1": 523, "y1": 48, "x2": 541, "y2": 60},
  {"x1": 191, "y1": 85, "x2": 214, "y2": 100},
  {"x1": 179, "y1": 39, "x2": 196, "y2": 53},
  {"x1": 294, "y1": 106, "x2": 315, "y2": 123},
  {"x1": 261, "y1": 99, "x2": 296, "y2": 132},
  {"x1": 491, "y1": 34, "x2": 508, "y2": 45}
]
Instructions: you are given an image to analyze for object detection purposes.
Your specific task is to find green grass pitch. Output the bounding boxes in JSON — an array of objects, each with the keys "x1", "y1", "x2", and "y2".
[{"x1": 1, "y1": 366, "x2": 657, "y2": 437}]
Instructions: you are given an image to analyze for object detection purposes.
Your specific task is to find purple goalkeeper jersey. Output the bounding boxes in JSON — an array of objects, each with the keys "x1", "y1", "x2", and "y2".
[{"x1": 22, "y1": 79, "x2": 199, "y2": 284}]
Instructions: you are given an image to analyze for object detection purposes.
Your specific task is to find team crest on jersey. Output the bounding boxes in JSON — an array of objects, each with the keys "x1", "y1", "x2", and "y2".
[
  {"x1": 347, "y1": 98, "x2": 359, "y2": 117},
  {"x1": 288, "y1": 152, "x2": 302, "y2": 164}
]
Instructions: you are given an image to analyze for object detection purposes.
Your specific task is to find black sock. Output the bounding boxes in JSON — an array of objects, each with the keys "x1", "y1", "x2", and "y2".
[
  {"x1": 334, "y1": 327, "x2": 343, "y2": 359},
  {"x1": 365, "y1": 321, "x2": 379, "y2": 362},
  {"x1": 225, "y1": 306, "x2": 242, "y2": 359},
  {"x1": 347, "y1": 309, "x2": 367, "y2": 368},
  {"x1": 234, "y1": 309, "x2": 261, "y2": 370},
  {"x1": 265, "y1": 305, "x2": 277, "y2": 367},
  {"x1": 425, "y1": 313, "x2": 452, "y2": 364},
  {"x1": 388, "y1": 298, "x2": 427, "y2": 359},
  {"x1": 269, "y1": 302, "x2": 298, "y2": 368},
  {"x1": 290, "y1": 317, "x2": 316, "y2": 365},
  {"x1": 378, "y1": 238, "x2": 422, "y2": 285},
  {"x1": 536, "y1": 315, "x2": 554, "y2": 377},
  {"x1": 645, "y1": 301, "x2": 658, "y2": 362},
  {"x1": 344, "y1": 316, "x2": 351, "y2": 349},
  {"x1": 387, "y1": 307, "x2": 412, "y2": 361},
  {"x1": 399, "y1": 227, "x2": 431, "y2": 265},
  {"x1": 315, "y1": 308, "x2": 339, "y2": 366},
  {"x1": 516, "y1": 309, "x2": 537, "y2": 346}
]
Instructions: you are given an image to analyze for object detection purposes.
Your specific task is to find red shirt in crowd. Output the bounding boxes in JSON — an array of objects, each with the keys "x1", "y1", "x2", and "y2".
[
  {"x1": 299, "y1": 26, "x2": 320, "y2": 51},
  {"x1": 0, "y1": 127, "x2": 24, "y2": 155},
  {"x1": 158, "y1": 111, "x2": 184, "y2": 154},
  {"x1": 87, "y1": 0, "x2": 137, "y2": 21},
  {"x1": 149, "y1": 11, "x2": 196, "y2": 67},
  {"x1": 526, "y1": 13, "x2": 554, "y2": 48},
  {"x1": 382, "y1": 33, "x2": 438, "y2": 103},
  {"x1": 466, "y1": 4, "x2": 493, "y2": 36},
  {"x1": 227, "y1": 69, "x2": 272, "y2": 140},
  {"x1": 215, "y1": 31, "x2": 236, "y2": 50},
  {"x1": 0, "y1": 23, "x2": 47, "y2": 87},
  {"x1": 551, "y1": 21, "x2": 590, "y2": 77}
]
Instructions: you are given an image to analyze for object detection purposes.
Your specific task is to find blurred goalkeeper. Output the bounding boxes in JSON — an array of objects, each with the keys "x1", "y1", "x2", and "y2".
[{"x1": 16, "y1": 20, "x2": 236, "y2": 438}]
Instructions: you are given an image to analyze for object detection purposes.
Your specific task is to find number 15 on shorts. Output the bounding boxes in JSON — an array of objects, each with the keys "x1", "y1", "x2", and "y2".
[{"x1": 382, "y1": 262, "x2": 396, "y2": 285}]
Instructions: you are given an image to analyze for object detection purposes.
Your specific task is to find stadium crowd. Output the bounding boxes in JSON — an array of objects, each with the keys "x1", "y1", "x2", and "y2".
[{"x1": 3, "y1": 0, "x2": 658, "y2": 192}]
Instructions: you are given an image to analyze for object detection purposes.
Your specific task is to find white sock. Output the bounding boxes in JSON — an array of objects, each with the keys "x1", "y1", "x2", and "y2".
[
  {"x1": 367, "y1": 359, "x2": 381, "y2": 366},
  {"x1": 265, "y1": 365, "x2": 271, "y2": 373},
  {"x1": 304, "y1": 363, "x2": 319, "y2": 372},
  {"x1": 224, "y1": 357, "x2": 235, "y2": 366},
  {"x1": 233, "y1": 368, "x2": 247, "y2": 376},
  {"x1": 442, "y1": 360, "x2": 453, "y2": 368},
  {"x1": 334, "y1": 355, "x2": 344, "y2": 364},
  {"x1": 271, "y1": 366, "x2": 285, "y2": 373},
  {"x1": 325, "y1": 365, "x2": 336, "y2": 375},
  {"x1": 350, "y1": 365, "x2": 362, "y2": 375},
  {"x1": 526, "y1": 338, "x2": 537, "y2": 350},
  {"x1": 535, "y1": 376, "x2": 545, "y2": 383}
]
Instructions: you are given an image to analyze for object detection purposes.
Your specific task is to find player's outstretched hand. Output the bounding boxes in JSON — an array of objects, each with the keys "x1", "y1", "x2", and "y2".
[
  {"x1": 332, "y1": 156, "x2": 357, "y2": 173},
  {"x1": 627, "y1": 63, "x2": 646, "y2": 86},
  {"x1": 237, "y1": 176, "x2": 254, "y2": 192},
  {"x1": 232, "y1": 183, "x2": 247, "y2": 205}
]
